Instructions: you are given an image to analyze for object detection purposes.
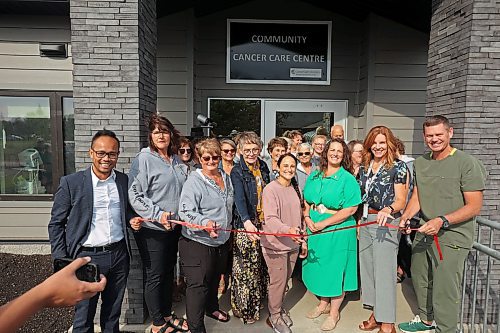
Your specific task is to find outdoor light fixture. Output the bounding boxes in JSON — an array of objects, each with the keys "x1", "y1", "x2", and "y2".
[
  {"x1": 196, "y1": 114, "x2": 217, "y2": 127},
  {"x1": 39, "y1": 43, "x2": 67, "y2": 58}
]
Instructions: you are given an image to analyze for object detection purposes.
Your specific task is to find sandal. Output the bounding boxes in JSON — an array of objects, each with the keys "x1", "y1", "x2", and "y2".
[
  {"x1": 168, "y1": 315, "x2": 189, "y2": 332},
  {"x1": 306, "y1": 304, "x2": 331, "y2": 319},
  {"x1": 376, "y1": 326, "x2": 396, "y2": 333},
  {"x1": 321, "y1": 314, "x2": 340, "y2": 331},
  {"x1": 152, "y1": 324, "x2": 176, "y2": 333},
  {"x1": 206, "y1": 309, "x2": 230, "y2": 323},
  {"x1": 359, "y1": 313, "x2": 381, "y2": 331}
]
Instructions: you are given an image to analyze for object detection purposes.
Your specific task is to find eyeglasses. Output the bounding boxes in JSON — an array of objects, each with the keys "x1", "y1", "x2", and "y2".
[
  {"x1": 297, "y1": 152, "x2": 311, "y2": 157},
  {"x1": 152, "y1": 130, "x2": 170, "y2": 136},
  {"x1": 313, "y1": 143, "x2": 325, "y2": 146},
  {"x1": 201, "y1": 155, "x2": 221, "y2": 162},
  {"x1": 222, "y1": 149, "x2": 236, "y2": 154},
  {"x1": 353, "y1": 150, "x2": 363, "y2": 153},
  {"x1": 91, "y1": 149, "x2": 119, "y2": 159},
  {"x1": 179, "y1": 148, "x2": 191, "y2": 154},
  {"x1": 242, "y1": 148, "x2": 260, "y2": 156}
]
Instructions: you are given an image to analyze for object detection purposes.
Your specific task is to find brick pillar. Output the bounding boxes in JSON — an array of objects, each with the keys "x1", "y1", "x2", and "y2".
[
  {"x1": 70, "y1": 0, "x2": 157, "y2": 324},
  {"x1": 427, "y1": 0, "x2": 499, "y2": 325}
]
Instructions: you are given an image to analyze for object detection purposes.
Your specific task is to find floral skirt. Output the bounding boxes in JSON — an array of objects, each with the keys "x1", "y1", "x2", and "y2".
[{"x1": 230, "y1": 230, "x2": 268, "y2": 323}]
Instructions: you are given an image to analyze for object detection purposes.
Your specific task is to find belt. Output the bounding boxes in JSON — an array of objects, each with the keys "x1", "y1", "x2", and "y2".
[
  {"x1": 368, "y1": 208, "x2": 401, "y2": 219},
  {"x1": 311, "y1": 204, "x2": 338, "y2": 215},
  {"x1": 80, "y1": 239, "x2": 124, "y2": 253}
]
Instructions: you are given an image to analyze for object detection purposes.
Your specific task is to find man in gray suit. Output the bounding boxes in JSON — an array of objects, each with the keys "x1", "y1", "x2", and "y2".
[{"x1": 48, "y1": 129, "x2": 137, "y2": 333}]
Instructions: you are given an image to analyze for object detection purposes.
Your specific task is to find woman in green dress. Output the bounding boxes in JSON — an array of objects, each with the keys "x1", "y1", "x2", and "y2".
[{"x1": 302, "y1": 138, "x2": 362, "y2": 331}]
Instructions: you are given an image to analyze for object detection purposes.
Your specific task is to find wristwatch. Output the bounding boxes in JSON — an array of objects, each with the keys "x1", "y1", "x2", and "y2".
[{"x1": 438, "y1": 215, "x2": 450, "y2": 229}]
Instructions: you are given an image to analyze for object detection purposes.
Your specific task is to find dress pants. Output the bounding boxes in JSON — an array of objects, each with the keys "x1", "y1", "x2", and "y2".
[
  {"x1": 179, "y1": 237, "x2": 228, "y2": 333},
  {"x1": 135, "y1": 227, "x2": 181, "y2": 326},
  {"x1": 73, "y1": 240, "x2": 130, "y2": 333},
  {"x1": 411, "y1": 236, "x2": 469, "y2": 333},
  {"x1": 359, "y1": 214, "x2": 400, "y2": 323},
  {"x1": 262, "y1": 248, "x2": 299, "y2": 318}
]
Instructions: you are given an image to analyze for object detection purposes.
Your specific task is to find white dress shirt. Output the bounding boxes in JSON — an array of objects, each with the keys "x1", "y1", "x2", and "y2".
[{"x1": 82, "y1": 168, "x2": 124, "y2": 247}]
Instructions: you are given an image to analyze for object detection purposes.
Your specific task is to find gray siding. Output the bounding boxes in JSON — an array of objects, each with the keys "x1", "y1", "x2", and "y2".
[
  {"x1": 0, "y1": 15, "x2": 71, "y2": 240},
  {"x1": 370, "y1": 15, "x2": 429, "y2": 155},
  {"x1": 0, "y1": 15, "x2": 72, "y2": 91},
  {"x1": 157, "y1": 11, "x2": 193, "y2": 134},
  {"x1": 0, "y1": 202, "x2": 52, "y2": 240}
]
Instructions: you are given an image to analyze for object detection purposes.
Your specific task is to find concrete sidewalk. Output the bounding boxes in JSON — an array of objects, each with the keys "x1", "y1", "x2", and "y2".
[{"x1": 122, "y1": 278, "x2": 419, "y2": 333}]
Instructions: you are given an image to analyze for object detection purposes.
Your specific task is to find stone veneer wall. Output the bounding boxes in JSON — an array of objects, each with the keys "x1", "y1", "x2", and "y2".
[
  {"x1": 70, "y1": 0, "x2": 157, "y2": 324},
  {"x1": 427, "y1": 0, "x2": 499, "y2": 325}
]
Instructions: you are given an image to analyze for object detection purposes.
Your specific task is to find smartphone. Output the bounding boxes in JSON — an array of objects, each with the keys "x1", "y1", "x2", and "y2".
[{"x1": 53, "y1": 258, "x2": 101, "y2": 283}]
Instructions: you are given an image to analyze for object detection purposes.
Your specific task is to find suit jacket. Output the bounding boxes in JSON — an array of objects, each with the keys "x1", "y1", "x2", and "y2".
[{"x1": 48, "y1": 167, "x2": 132, "y2": 260}]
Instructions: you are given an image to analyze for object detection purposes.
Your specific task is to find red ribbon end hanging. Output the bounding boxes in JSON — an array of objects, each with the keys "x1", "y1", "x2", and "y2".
[{"x1": 434, "y1": 235, "x2": 443, "y2": 261}]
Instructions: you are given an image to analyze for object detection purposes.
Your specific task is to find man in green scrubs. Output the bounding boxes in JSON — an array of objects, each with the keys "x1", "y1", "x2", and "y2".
[{"x1": 397, "y1": 115, "x2": 486, "y2": 333}]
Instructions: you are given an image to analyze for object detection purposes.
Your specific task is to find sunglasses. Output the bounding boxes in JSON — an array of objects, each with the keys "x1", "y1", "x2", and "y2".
[
  {"x1": 222, "y1": 149, "x2": 236, "y2": 154},
  {"x1": 297, "y1": 152, "x2": 311, "y2": 157},
  {"x1": 179, "y1": 148, "x2": 192, "y2": 154},
  {"x1": 201, "y1": 155, "x2": 221, "y2": 162}
]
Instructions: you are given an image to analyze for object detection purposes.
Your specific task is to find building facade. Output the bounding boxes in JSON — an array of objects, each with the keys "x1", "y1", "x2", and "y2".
[{"x1": 0, "y1": 0, "x2": 498, "y2": 325}]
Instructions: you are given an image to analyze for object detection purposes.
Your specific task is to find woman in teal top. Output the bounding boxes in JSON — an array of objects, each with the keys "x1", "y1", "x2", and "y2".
[{"x1": 302, "y1": 139, "x2": 362, "y2": 331}]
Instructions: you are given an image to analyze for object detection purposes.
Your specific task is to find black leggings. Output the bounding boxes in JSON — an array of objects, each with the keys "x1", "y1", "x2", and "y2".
[
  {"x1": 179, "y1": 237, "x2": 229, "y2": 333},
  {"x1": 135, "y1": 227, "x2": 180, "y2": 326}
]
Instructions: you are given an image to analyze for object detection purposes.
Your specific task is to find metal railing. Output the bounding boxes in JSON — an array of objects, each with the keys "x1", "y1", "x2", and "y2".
[{"x1": 459, "y1": 216, "x2": 500, "y2": 333}]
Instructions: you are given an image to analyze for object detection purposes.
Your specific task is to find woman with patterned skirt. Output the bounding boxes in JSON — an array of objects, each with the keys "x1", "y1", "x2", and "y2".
[{"x1": 230, "y1": 131, "x2": 270, "y2": 324}]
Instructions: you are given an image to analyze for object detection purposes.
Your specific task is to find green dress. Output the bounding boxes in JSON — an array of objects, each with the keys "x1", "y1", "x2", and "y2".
[{"x1": 302, "y1": 167, "x2": 362, "y2": 297}]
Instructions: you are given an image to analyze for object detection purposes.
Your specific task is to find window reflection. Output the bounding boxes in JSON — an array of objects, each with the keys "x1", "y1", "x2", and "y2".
[
  {"x1": 0, "y1": 96, "x2": 52, "y2": 195},
  {"x1": 209, "y1": 99, "x2": 261, "y2": 137},
  {"x1": 62, "y1": 97, "x2": 75, "y2": 175}
]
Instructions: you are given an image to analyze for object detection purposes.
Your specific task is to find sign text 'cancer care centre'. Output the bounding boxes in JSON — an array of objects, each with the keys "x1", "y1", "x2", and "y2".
[{"x1": 227, "y1": 20, "x2": 332, "y2": 85}]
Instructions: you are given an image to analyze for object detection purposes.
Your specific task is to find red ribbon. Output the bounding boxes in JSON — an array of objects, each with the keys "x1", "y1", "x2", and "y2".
[{"x1": 142, "y1": 218, "x2": 443, "y2": 260}]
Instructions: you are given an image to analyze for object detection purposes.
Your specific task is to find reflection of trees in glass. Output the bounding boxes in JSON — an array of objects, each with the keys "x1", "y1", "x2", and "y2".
[
  {"x1": 210, "y1": 100, "x2": 261, "y2": 137},
  {"x1": 3, "y1": 118, "x2": 50, "y2": 142},
  {"x1": 275, "y1": 112, "x2": 334, "y2": 138},
  {"x1": 276, "y1": 112, "x2": 290, "y2": 136}
]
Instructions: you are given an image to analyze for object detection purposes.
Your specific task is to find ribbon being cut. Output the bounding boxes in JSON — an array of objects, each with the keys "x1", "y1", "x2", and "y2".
[{"x1": 140, "y1": 216, "x2": 443, "y2": 261}]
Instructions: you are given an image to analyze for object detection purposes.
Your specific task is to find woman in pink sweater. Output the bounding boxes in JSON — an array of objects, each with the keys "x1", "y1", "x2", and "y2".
[{"x1": 261, "y1": 153, "x2": 307, "y2": 333}]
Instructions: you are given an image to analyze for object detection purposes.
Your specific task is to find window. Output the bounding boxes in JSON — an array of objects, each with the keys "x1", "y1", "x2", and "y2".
[
  {"x1": 0, "y1": 91, "x2": 73, "y2": 199},
  {"x1": 208, "y1": 99, "x2": 261, "y2": 137}
]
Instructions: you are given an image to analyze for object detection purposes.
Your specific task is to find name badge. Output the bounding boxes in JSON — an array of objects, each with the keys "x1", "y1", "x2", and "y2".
[{"x1": 363, "y1": 203, "x2": 368, "y2": 219}]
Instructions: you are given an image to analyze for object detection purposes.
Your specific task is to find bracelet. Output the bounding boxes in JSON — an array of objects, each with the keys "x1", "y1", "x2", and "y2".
[
  {"x1": 388, "y1": 205, "x2": 395, "y2": 213},
  {"x1": 304, "y1": 215, "x2": 310, "y2": 218}
]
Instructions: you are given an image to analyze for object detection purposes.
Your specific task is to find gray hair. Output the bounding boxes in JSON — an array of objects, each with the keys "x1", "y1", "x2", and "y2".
[
  {"x1": 237, "y1": 131, "x2": 262, "y2": 150},
  {"x1": 298, "y1": 142, "x2": 313, "y2": 152}
]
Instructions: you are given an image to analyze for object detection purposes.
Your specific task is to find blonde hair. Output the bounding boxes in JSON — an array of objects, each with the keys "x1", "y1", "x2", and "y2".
[{"x1": 196, "y1": 138, "x2": 221, "y2": 157}]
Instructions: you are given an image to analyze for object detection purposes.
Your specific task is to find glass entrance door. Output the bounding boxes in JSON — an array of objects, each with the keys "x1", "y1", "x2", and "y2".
[{"x1": 263, "y1": 99, "x2": 348, "y2": 145}]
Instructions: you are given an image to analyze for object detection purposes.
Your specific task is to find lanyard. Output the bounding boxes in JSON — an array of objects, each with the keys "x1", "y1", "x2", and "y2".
[
  {"x1": 363, "y1": 160, "x2": 384, "y2": 202},
  {"x1": 362, "y1": 160, "x2": 384, "y2": 218}
]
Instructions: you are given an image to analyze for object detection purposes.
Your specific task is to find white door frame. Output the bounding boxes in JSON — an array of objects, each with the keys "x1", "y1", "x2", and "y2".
[{"x1": 262, "y1": 99, "x2": 348, "y2": 146}]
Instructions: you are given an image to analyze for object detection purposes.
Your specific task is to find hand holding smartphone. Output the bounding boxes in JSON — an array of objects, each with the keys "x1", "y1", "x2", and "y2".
[{"x1": 53, "y1": 258, "x2": 101, "y2": 283}]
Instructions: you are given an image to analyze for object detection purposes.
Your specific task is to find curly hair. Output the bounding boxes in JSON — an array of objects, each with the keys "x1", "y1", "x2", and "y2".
[{"x1": 316, "y1": 138, "x2": 353, "y2": 177}]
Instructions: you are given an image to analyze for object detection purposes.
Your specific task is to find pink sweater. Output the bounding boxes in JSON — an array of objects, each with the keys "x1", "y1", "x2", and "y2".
[{"x1": 261, "y1": 180, "x2": 302, "y2": 253}]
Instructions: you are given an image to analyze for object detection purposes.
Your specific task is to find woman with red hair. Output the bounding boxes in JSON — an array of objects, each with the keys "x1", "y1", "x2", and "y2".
[{"x1": 357, "y1": 126, "x2": 409, "y2": 333}]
